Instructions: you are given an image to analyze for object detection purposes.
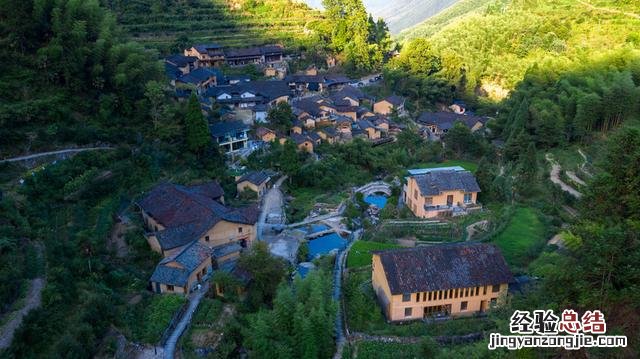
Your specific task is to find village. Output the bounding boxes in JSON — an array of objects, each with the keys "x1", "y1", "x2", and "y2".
[{"x1": 118, "y1": 41, "x2": 523, "y2": 356}]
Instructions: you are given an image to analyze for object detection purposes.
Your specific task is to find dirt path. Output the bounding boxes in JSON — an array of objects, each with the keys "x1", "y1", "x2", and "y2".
[
  {"x1": 578, "y1": 0, "x2": 640, "y2": 19},
  {"x1": 545, "y1": 154, "x2": 583, "y2": 199},
  {"x1": 0, "y1": 146, "x2": 113, "y2": 163},
  {"x1": 0, "y1": 243, "x2": 46, "y2": 349},
  {"x1": 566, "y1": 171, "x2": 586, "y2": 186},
  {"x1": 109, "y1": 219, "x2": 131, "y2": 258},
  {"x1": 465, "y1": 220, "x2": 489, "y2": 241}
]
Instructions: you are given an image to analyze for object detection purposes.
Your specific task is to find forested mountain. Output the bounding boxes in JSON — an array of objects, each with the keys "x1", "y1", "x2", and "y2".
[
  {"x1": 397, "y1": 0, "x2": 640, "y2": 100},
  {"x1": 304, "y1": 0, "x2": 461, "y2": 34},
  {"x1": 102, "y1": 0, "x2": 326, "y2": 53}
]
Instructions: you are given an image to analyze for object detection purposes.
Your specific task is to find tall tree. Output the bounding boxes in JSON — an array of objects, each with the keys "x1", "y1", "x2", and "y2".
[{"x1": 184, "y1": 94, "x2": 210, "y2": 153}]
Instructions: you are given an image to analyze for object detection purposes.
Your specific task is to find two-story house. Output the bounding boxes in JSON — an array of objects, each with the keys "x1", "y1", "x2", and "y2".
[
  {"x1": 372, "y1": 243, "x2": 513, "y2": 322},
  {"x1": 403, "y1": 167, "x2": 481, "y2": 218},
  {"x1": 138, "y1": 181, "x2": 259, "y2": 295},
  {"x1": 210, "y1": 120, "x2": 250, "y2": 153},
  {"x1": 373, "y1": 95, "x2": 405, "y2": 115},
  {"x1": 185, "y1": 44, "x2": 225, "y2": 67}
]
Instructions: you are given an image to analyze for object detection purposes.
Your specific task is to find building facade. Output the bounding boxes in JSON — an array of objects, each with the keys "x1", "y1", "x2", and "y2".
[
  {"x1": 372, "y1": 243, "x2": 513, "y2": 322},
  {"x1": 403, "y1": 167, "x2": 481, "y2": 218}
]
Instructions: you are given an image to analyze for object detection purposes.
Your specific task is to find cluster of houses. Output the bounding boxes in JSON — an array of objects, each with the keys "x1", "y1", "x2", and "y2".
[
  {"x1": 415, "y1": 101, "x2": 490, "y2": 140},
  {"x1": 165, "y1": 45, "x2": 409, "y2": 154},
  {"x1": 137, "y1": 181, "x2": 258, "y2": 295},
  {"x1": 254, "y1": 84, "x2": 407, "y2": 153}
]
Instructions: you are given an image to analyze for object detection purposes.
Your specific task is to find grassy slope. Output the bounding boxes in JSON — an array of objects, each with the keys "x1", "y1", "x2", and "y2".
[
  {"x1": 398, "y1": 0, "x2": 640, "y2": 99},
  {"x1": 396, "y1": 0, "x2": 492, "y2": 40},
  {"x1": 109, "y1": 0, "x2": 324, "y2": 52},
  {"x1": 346, "y1": 240, "x2": 401, "y2": 268},
  {"x1": 491, "y1": 207, "x2": 545, "y2": 268}
]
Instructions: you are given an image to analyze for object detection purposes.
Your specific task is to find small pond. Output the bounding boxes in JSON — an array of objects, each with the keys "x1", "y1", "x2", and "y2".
[
  {"x1": 307, "y1": 232, "x2": 347, "y2": 260},
  {"x1": 364, "y1": 194, "x2": 388, "y2": 209}
]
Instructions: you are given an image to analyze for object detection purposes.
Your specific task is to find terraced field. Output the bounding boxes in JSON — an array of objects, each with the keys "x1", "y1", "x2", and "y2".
[{"x1": 106, "y1": 0, "x2": 325, "y2": 52}]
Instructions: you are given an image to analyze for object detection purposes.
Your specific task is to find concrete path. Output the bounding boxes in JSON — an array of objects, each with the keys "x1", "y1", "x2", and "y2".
[
  {"x1": 257, "y1": 175, "x2": 287, "y2": 241},
  {"x1": 0, "y1": 146, "x2": 113, "y2": 163},
  {"x1": 545, "y1": 154, "x2": 583, "y2": 199},
  {"x1": 163, "y1": 283, "x2": 208, "y2": 359}
]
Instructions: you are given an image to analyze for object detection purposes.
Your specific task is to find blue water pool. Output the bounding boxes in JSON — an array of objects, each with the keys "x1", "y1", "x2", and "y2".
[
  {"x1": 308, "y1": 223, "x2": 329, "y2": 233},
  {"x1": 364, "y1": 194, "x2": 388, "y2": 208},
  {"x1": 307, "y1": 233, "x2": 347, "y2": 260}
]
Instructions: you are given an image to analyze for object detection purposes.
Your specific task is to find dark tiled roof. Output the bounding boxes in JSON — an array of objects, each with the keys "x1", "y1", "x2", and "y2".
[
  {"x1": 193, "y1": 44, "x2": 222, "y2": 53},
  {"x1": 166, "y1": 54, "x2": 197, "y2": 67},
  {"x1": 165, "y1": 63, "x2": 182, "y2": 80},
  {"x1": 290, "y1": 133, "x2": 312, "y2": 145},
  {"x1": 212, "y1": 242, "x2": 242, "y2": 258},
  {"x1": 225, "y1": 45, "x2": 283, "y2": 59},
  {"x1": 336, "y1": 105, "x2": 359, "y2": 113},
  {"x1": 151, "y1": 241, "x2": 211, "y2": 286},
  {"x1": 330, "y1": 85, "x2": 366, "y2": 101},
  {"x1": 225, "y1": 47, "x2": 262, "y2": 58},
  {"x1": 178, "y1": 68, "x2": 221, "y2": 85},
  {"x1": 357, "y1": 119, "x2": 374, "y2": 130},
  {"x1": 292, "y1": 98, "x2": 324, "y2": 117},
  {"x1": 308, "y1": 132, "x2": 322, "y2": 142},
  {"x1": 413, "y1": 170, "x2": 481, "y2": 196},
  {"x1": 256, "y1": 127, "x2": 274, "y2": 137},
  {"x1": 236, "y1": 170, "x2": 273, "y2": 186},
  {"x1": 417, "y1": 112, "x2": 488, "y2": 130},
  {"x1": 320, "y1": 127, "x2": 338, "y2": 137},
  {"x1": 207, "y1": 81, "x2": 290, "y2": 102},
  {"x1": 376, "y1": 243, "x2": 514, "y2": 295},
  {"x1": 210, "y1": 120, "x2": 250, "y2": 137},
  {"x1": 382, "y1": 95, "x2": 405, "y2": 106},
  {"x1": 139, "y1": 182, "x2": 258, "y2": 250}
]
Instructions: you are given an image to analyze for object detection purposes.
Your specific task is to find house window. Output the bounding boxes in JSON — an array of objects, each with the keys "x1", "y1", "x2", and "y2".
[
  {"x1": 402, "y1": 293, "x2": 411, "y2": 302},
  {"x1": 476, "y1": 287, "x2": 480, "y2": 296},
  {"x1": 404, "y1": 307, "x2": 412, "y2": 317},
  {"x1": 483, "y1": 286, "x2": 487, "y2": 295},
  {"x1": 454, "y1": 289, "x2": 458, "y2": 298},
  {"x1": 490, "y1": 298, "x2": 498, "y2": 307},
  {"x1": 461, "y1": 301, "x2": 468, "y2": 311},
  {"x1": 166, "y1": 285, "x2": 174, "y2": 292},
  {"x1": 205, "y1": 236, "x2": 210, "y2": 242},
  {"x1": 444, "y1": 290, "x2": 448, "y2": 300},
  {"x1": 464, "y1": 193, "x2": 473, "y2": 204},
  {"x1": 238, "y1": 227, "x2": 243, "y2": 233},
  {"x1": 438, "y1": 291, "x2": 442, "y2": 300},
  {"x1": 425, "y1": 197, "x2": 433, "y2": 205},
  {"x1": 465, "y1": 288, "x2": 469, "y2": 297},
  {"x1": 428, "y1": 292, "x2": 432, "y2": 301},
  {"x1": 492, "y1": 284, "x2": 501, "y2": 293}
]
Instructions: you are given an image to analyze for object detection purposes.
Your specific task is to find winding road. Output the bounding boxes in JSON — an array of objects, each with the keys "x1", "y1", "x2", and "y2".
[{"x1": 545, "y1": 154, "x2": 583, "y2": 199}]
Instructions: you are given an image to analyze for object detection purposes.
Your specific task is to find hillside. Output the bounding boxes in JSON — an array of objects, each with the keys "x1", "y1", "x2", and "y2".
[
  {"x1": 396, "y1": 0, "x2": 491, "y2": 40},
  {"x1": 304, "y1": 0, "x2": 461, "y2": 34},
  {"x1": 397, "y1": 0, "x2": 640, "y2": 100},
  {"x1": 104, "y1": 0, "x2": 325, "y2": 52}
]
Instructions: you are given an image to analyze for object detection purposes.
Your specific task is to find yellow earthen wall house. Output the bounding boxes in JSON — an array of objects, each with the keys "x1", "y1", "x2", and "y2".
[{"x1": 372, "y1": 244, "x2": 513, "y2": 322}]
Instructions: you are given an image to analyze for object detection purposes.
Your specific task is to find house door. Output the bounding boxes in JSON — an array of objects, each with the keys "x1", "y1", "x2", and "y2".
[
  {"x1": 446, "y1": 195, "x2": 454, "y2": 206},
  {"x1": 154, "y1": 282, "x2": 161, "y2": 293},
  {"x1": 480, "y1": 300, "x2": 488, "y2": 313}
]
